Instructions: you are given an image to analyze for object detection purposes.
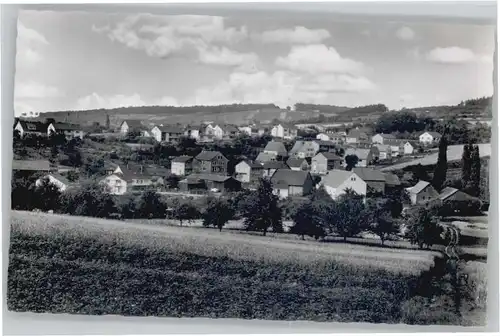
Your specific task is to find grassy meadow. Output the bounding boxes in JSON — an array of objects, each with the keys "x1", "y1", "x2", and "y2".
[{"x1": 8, "y1": 211, "x2": 460, "y2": 324}]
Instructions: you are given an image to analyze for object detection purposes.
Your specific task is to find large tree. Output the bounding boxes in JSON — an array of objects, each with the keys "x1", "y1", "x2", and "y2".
[
  {"x1": 469, "y1": 145, "x2": 481, "y2": 197},
  {"x1": 330, "y1": 189, "x2": 367, "y2": 241},
  {"x1": 366, "y1": 198, "x2": 401, "y2": 245},
  {"x1": 202, "y1": 198, "x2": 234, "y2": 232},
  {"x1": 291, "y1": 200, "x2": 327, "y2": 240},
  {"x1": 432, "y1": 132, "x2": 448, "y2": 192},
  {"x1": 345, "y1": 155, "x2": 359, "y2": 171},
  {"x1": 461, "y1": 143, "x2": 473, "y2": 188},
  {"x1": 404, "y1": 207, "x2": 442, "y2": 249},
  {"x1": 136, "y1": 190, "x2": 165, "y2": 218},
  {"x1": 242, "y1": 178, "x2": 283, "y2": 236}
]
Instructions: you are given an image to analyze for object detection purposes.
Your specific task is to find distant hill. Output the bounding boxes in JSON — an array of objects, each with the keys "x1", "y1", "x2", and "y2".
[
  {"x1": 31, "y1": 104, "x2": 340, "y2": 128},
  {"x1": 405, "y1": 96, "x2": 493, "y2": 119}
]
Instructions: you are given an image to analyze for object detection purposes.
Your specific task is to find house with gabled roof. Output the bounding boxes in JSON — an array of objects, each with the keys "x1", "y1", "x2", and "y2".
[
  {"x1": 193, "y1": 151, "x2": 228, "y2": 175},
  {"x1": 439, "y1": 187, "x2": 482, "y2": 215},
  {"x1": 220, "y1": 124, "x2": 240, "y2": 139},
  {"x1": 101, "y1": 164, "x2": 165, "y2": 195},
  {"x1": 263, "y1": 161, "x2": 289, "y2": 178},
  {"x1": 35, "y1": 173, "x2": 76, "y2": 192},
  {"x1": 383, "y1": 172, "x2": 402, "y2": 191},
  {"x1": 288, "y1": 140, "x2": 320, "y2": 159},
  {"x1": 346, "y1": 128, "x2": 369, "y2": 144},
  {"x1": 235, "y1": 160, "x2": 264, "y2": 184},
  {"x1": 120, "y1": 120, "x2": 143, "y2": 135},
  {"x1": 286, "y1": 157, "x2": 309, "y2": 171},
  {"x1": 419, "y1": 131, "x2": 442, "y2": 146},
  {"x1": 406, "y1": 180, "x2": 440, "y2": 205},
  {"x1": 14, "y1": 120, "x2": 47, "y2": 137},
  {"x1": 311, "y1": 152, "x2": 343, "y2": 175},
  {"x1": 255, "y1": 151, "x2": 277, "y2": 164},
  {"x1": 271, "y1": 124, "x2": 298, "y2": 139},
  {"x1": 270, "y1": 169, "x2": 314, "y2": 198},
  {"x1": 353, "y1": 167, "x2": 386, "y2": 194},
  {"x1": 263, "y1": 141, "x2": 288, "y2": 158},
  {"x1": 371, "y1": 133, "x2": 396, "y2": 144},
  {"x1": 151, "y1": 125, "x2": 185, "y2": 143},
  {"x1": 47, "y1": 122, "x2": 85, "y2": 140},
  {"x1": 344, "y1": 147, "x2": 380, "y2": 167},
  {"x1": 319, "y1": 169, "x2": 367, "y2": 201},
  {"x1": 373, "y1": 144, "x2": 393, "y2": 160},
  {"x1": 171, "y1": 155, "x2": 194, "y2": 176}
]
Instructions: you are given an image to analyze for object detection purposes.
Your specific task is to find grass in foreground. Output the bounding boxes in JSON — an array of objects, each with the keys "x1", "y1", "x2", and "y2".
[{"x1": 8, "y1": 211, "x2": 460, "y2": 324}]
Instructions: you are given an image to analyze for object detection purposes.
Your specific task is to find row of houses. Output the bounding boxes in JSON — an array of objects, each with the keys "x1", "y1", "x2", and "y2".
[{"x1": 14, "y1": 119, "x2": 85, "y2": 140}]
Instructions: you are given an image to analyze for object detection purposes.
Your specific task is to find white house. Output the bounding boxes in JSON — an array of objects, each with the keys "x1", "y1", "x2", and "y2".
[
  {"x1": 238, "y1": 126, "x2": 253, "y2": 136},
  {"x1": 151, "y1": 125, "x2": 184, "y2": 143},
  {"x1": 419, "y1": 131, "x2": 442, "y2": 146},
  {"x1": 316, "y1": 133, "x2": 330, "y2": 141},
  {"x1": 47, "y1": 122, "x2": 85, "y2": 140},
  {"x1": 203, "y1": 124, "x2": 225, "y2": 139},
  {"x1": 371, "y1": 133, "x2": 396, "y2": 144},
  {"x1": 171, "y1": 156, "x2": 193, "y2": 176},
  {"x1": 101, "y1": 174, "x2": 128, "y2": 195},
  {"x1": 402, "y1": 141, "x2": 416, "y2": 155},
  {"x1": 319, "y1": 169, "x2": 367, "y2": 201},
  {"x1": 14, "y1": 120, "x2": 47, "y2": 137},
  {"x1": 185, "y1": 126, "x2": 201, "y2": 140},
  {"x1": 35, "y1": 173, "x2": 73, "y2": 192},
  {"x1": 373, "y1": 144, "x2": 392, "y2": 160},
  {"x1": 406, "y1": 180, "x2": 440, "y2": 205},
  {"x1": 271, "y1": 124, "x2": 297, "y2": 139}
]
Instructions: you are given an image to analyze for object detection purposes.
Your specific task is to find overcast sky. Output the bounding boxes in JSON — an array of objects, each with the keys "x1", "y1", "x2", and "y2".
[{"x1": 14, "y1": 9, "x2": 495, "y2": 116}]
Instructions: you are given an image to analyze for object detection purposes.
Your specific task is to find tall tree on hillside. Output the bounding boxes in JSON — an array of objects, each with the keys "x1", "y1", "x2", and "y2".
[
  {"x1": 331, "y1": 189, "x2": 367, "y2": 242},
  {"x1": 242, "y1": 178, "x2": 283, "y2": 236},
  {"x1": 469, "y1": 145, "x2": 481, "y2": 197},
  {"x1": 291, "y1": 200, "x2": 327, "y2": 240},
  {"x1": 202, "y1": 198, "x2": 234, "y2": 232},
  {"x1": 461, "y1": 143, "x2": 473, "y2": 188},
  {"x1": 432, "y1": 131, "x2": 448, "y2": 192}
]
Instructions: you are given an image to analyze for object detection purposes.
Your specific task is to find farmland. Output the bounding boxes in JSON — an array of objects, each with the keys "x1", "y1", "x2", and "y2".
[{"x1": 8, "y1": 211, "x2": 449, "y2": 324}]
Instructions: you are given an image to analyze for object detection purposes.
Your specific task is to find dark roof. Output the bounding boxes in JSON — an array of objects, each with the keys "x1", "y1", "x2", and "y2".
[
  {"x1": 264, "y1": 141, "x2": 287, "y2": 155},
  {"x1": 383, "y1": 172, "x2": 401, "y2": 186},
  {"x1": 12, "y1": 160, "x2": 51, "y2": 171},
  {"x1": 286, "y1": 158, "x2": 307, "y2": 168},
  {"x1": 263, "y1": 161, "x2": 289, "y2": 170},
  {"x1": 155, "y1": 125, "x2": 185, "y2": 133},
  {"x1": 314, "y1": 140, "x2": 337, "y2": 147},
  {"x1": 353, "y1": 167, "x2": 386, "y2": 182},
  {"x1": 271, "y1": 169, "x2": 310, "y2": 187},
  {"x1": 172, "y1": 155, "x2": 193, "y2": 163},
  {"x1": 221, "y1": 124, "x2": 240, "y2": 133},
  {"x1": 255, "y1": 152, "x2": 277, "y2": 163},
  {"x1": 52, "y1": 122, "x2": 81, "y2": 131},
  {"x1": 195, "y1": 151, "x2": 226, "y2": 161},
  {"x1": 317, "y1": 152, "x2": 342, "y2": 160},
  {"x1": 347, "y1": 129, "x2": 368, "y2": 138},
  {"x1": 17, "y1": 120, "x2": 47, "y2": 132}
]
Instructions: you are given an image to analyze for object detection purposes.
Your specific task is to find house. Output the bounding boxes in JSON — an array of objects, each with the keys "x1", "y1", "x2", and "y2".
[
  {"x1": 255, "y1": 151, "x2": 277, "y2": 164},
  {"x1": 179, "y1": 174, "x2": 242, "y2": 193},
  {"x1": 56, "y1": 165, "x2": 79, "y2": 173},
  {"x1": 263, "y1": 161, "x2": 289, "y2": 178},
  {"x1": 405, "y1": 180, "x2": 440, "y2": 205},
  {"x1": 373, "y1": 144, "x2": 392, "y2": 160},
  {"x1": 234, "y1": 160, "x2": 264, "y2": 184},
  {"x1": 104, "y1": 162, "x2": 122, "y2": 176},
  {"x1": 119, "y1": 120, "x2": 143, "y2": 135},
  {"x1": 13, "y1": 120, "x2": 47, "y2": 137},
  {"x1": 383, "y1": 172, "x2": 402, "y2": 191},
  {"x1": 12, "y1": 160, "x2": 51, "y2": 172},
  {"x1": 352, "y1": 167, "x2": 386, "y2": 195},
  {"x1": 346, "y1": 129, "x2": 369, "y2": 144},
  {"x1": 263, "y1": 141, "x2": 288, "y2": 158},
  {"x1": 220, "y1": 124, "x2": 240, "y2": 139},
  {"x1": 270, "y1": 169, "x2": 314, "y2": 198},
  {"x1": 311, "y1": 152, "x2": 343, "y2": 175},
  {"x1": 401, "y1": 141, "x2": 417, "y2": 155},
  {"x1": 313, "y1": 140, "x2": 337, "y2": 153},
  {"x1": 371, "y1": 133, "x2": 396, "y2": 144},
  {"x1": 286, "y1": 158, "x2": 309, "y2": 171},
  {"x1": 319, "y1": 169, "x2": 367, "y2": 201},
  {"x1": 171, "y1": 155, "x2": 194, "y2": 176},
  {"x1": 101, "y1": 165, "x2": 164, "y2": 195},
  {"x1": 35, "y1": 173, "x2": 75, "y2": 192},
  {"x1": 419, "y1": 131, "x2": 442, "y2": 146},
  {"x1": 185, "y1": 125, "x2": 201, "y2": 140},
  {"x1": 271, "y1": 124, "x2": 298, "y2": 139},
  {"x1": 439, "y1": 187, "x2": 482, "y2": 214},
  {"x1": 316, "y1": 133, "x2": 330, "y2": 141},
  {"x1": 288, "y1": 141, "x2": 320, "y2": 158},
  {"x1": 151, "y1": 125, "x2": 184, "y2": 143},
  {"x1": 202, "y1": 124, "x2": 225, "y2": 139},
  {"x1": 239, "y1": 126, "x2": 253, "y2": 136},
  {"x1": 47, "y1": 122, "x2": 85, "y2": 140},
  {"x1": 344, "y1": 147, "x2": 380, "y2": 167},
  {"x1": 327, "y1": 131, "x2": 347, "y2": 144},
  {"x1": 193, "y1": 151, "x2": 228, "y2": 175}
]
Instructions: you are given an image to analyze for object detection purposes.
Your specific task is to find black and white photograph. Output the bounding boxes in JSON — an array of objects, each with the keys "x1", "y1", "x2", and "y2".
[{"x1": 5, "y1": 2, "x2": 496, "y2": 330}]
